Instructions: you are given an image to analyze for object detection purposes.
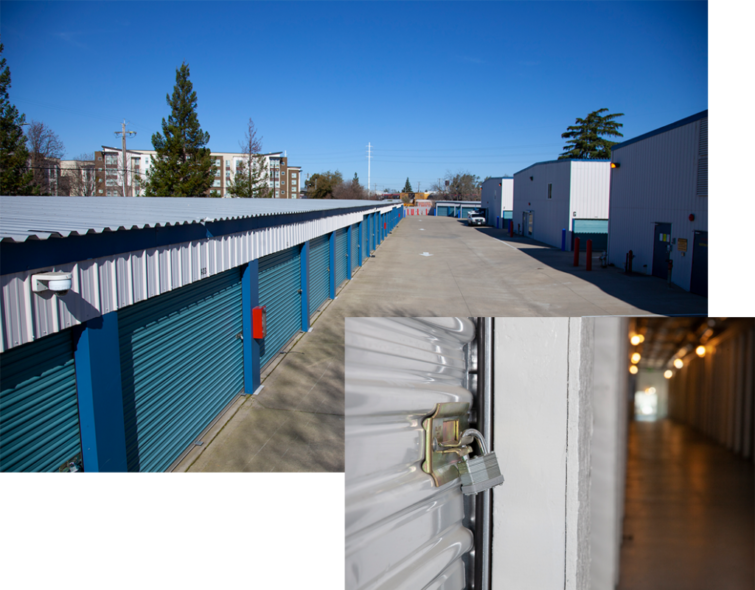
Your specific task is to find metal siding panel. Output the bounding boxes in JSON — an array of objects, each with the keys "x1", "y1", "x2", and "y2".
[
  {"x1": 345, "y1": 317, "x2": 476, "y2": 590},
  {"x1": 118, "y1": 268, "x2": 244, "y2": 472},
  {"x1": 336, "y1": 227, "x2": 348, "y2": 286},
  {"x1": 259, "y1": 246, "x2": 302, "y2": 368},
  {"x1": 570, "y1": 162, "x2": 610, "y2": 219},
  {"x1": 0, "y1": 330, "x2": 81, "y2": 472},
  {"x1": 351, "y1": 223, "x2": 360, "y2": 272},
  {"x1": 608, "y1": 118, "x2": 706, "y2": 291},
  {"x1": 309, "y1": 235, "x2": 330, "y2": 317},
  {"x1": 513, "y1": 161, "x2": 571, "y2": 247}
]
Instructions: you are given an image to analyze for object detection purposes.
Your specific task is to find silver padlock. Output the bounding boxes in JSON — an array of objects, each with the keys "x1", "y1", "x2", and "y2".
[{"x1": 457, "y1": 429, "x2": 504, "y2": 495}]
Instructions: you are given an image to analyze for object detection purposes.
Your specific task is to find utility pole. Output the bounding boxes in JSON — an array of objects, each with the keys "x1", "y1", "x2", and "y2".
[
  {"x1": 367, "y1": 142, "x2": 371, "y2": 197},
  {"x1": 418, "y1": 181, "x2": 421, "y2": 193},
  {"x1": 115, "y1": 120, "x2": 136, "y2": 197}
]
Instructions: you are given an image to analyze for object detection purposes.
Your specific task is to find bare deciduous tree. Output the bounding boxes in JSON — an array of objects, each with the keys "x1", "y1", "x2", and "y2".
[
  {"x1": 25, "y1": 120, "x2": 65, "y2": 195},
  {"x1": 332, "y1": 172, "x2": 368, "y2": 200},
  {"x1": 227, "y1": 118, "x2": 272, "y2": 198}
]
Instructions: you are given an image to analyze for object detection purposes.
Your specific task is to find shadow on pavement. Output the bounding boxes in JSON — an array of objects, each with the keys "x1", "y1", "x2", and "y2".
[{"x1": 470, "y1": 226, "x2": 707, "y2": 316}]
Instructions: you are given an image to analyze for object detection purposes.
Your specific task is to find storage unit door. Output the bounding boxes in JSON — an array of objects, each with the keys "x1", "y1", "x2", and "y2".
[
  {"x1": 259, "y1": 245, "x2": 303, "y2": 369},
  {"x1": 351, "y1": 223, "x2": 360, "y2": 274},
  {"x1": 652, "y1": 223, "x2": 671, "y2": 279},
  {"x1": 118, "y1": 268, "x2": 243, "y2": 472},
  {"x1": 572, "y1": 219, "x2": 609, "y2": 251},
  {"x1": 461, "y1": 206, "x2": 476, "y2": 218},
  {"x1": 1, "y1": 331, "x2": 81, "y2": 472},
  {"x1": 690, "y1": 231, "x2": 708, "y2": 297},
  {"x1": 309, "y1": 234, "x2": 330, "y2": 317},
  {"x1": 346, "y1": 318, "x2": 476, "y2": 590},
  {"x1": 336, "y1": 227, "x2": 348, "y2": 286},
  {"x1": 437, "y1": 205, "x2": 450, "y2": 217},
  {"x1": 362, "y1": 217, "x2": 369, "y2": 261}
]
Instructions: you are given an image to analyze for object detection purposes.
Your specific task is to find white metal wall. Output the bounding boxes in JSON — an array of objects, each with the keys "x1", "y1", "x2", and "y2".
[
  {"x1": 481, "y1": 178, "x2": 514, "y2": 226},
  {"x1": 570, "y1": 162, "x2": 611, "y2": 221},
  {"x1": 513, "y1": 161, "x2": 572, "y2": 248},
  {"x1": 1, "y1": 206, "x2": 398, "y2": 352},
  {"x1": 345, "y1": 317, "x2": 475, "y2": 590},
  {"x1": 607, "y1": 117, "x2": 708, "y2": 290}
]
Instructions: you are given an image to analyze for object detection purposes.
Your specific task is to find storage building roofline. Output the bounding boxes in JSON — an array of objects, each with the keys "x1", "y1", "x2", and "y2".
[
  {"x1": 513, "y1": 159, "x2": 610, "y2": 177},
  {"x1": 610, "y1": 109, "x2": 708, "y2": 152},
  {"x1": 0, "y1": 196, "x2": 397, "y2": 243}
]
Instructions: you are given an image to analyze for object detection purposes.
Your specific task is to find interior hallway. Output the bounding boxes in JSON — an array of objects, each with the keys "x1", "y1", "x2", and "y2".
[{"x1": 618, "y1": 419, "x2": 754, "y2": 590}]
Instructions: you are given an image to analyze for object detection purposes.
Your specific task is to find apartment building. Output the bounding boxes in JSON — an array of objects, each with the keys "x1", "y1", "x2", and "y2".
[{"x1": 95, "y1": 146, "x2": 301, "y2": 198}]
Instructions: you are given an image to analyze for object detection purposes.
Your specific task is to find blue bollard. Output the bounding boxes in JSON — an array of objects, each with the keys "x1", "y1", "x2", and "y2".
[{"x1": 561, "y1": 229, "x2": 566, "y2": 251}]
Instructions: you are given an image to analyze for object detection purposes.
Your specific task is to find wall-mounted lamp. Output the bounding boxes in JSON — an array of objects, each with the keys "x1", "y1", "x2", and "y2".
[
  {"x1": 32, "y1": 271, "x2": 73, "y2": 296},
  {"x1": 629, "y1": 365, "x2": 638, "y2": 375},
  {"x1": 688, "y1": 214, "x2": 695, "y2": 221},
  {"x1": 673, "y1": 358, "x2": 684, "y2": 369},
  {"x1": 611, "y1": 162, "x2": 620, "y2": 169},
  {"x1": 664, "y1": 370, "x2": 673, "y2": 379}
]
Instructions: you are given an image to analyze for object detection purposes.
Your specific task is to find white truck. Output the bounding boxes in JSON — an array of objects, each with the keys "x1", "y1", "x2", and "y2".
[{"x1": 467, "y1": 208, "x2": 486, "y2": 226}]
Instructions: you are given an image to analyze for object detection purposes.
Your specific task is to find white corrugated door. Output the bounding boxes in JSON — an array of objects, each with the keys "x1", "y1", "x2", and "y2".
[{"x1": 345, "y1": 317, "x2": 476, "y2": 590}]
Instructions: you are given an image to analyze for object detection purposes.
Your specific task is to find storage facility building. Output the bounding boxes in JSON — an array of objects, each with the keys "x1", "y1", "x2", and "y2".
[
  {"x1": 433, "y1": 201, "x2": 482, "y2": 220},
  {"x1": 607, "y1": 110, "x2": 708, "y2": 296},
  {"x1": 480, "y1": 177, "x2": 514, "y2": 228},
  {"x1": 512, "y1": 160, "x2": 611, "y2": 251},
  {"x1": 0, "y1": 196, "x2": 402, "y2": 472}
]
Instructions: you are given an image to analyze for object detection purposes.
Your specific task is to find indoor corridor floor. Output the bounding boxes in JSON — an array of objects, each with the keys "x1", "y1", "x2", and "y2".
[{"x1": 618, "y1": 419, "x2": 754, "y2": 590}]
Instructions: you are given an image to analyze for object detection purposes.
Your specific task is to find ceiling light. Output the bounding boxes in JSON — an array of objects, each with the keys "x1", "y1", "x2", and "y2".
[
  {"x1": 696, "y1": 345, "x2": 706, "y2": 357},
  {"x1": 630, "y1": 335, "x2": 641, "y2": 345},
  {"x1": 629, "y1": 365, "x2": 638, "y2": 375},
  {"x1": 673, "y1": 358, "x2": 684, "y2": 369},
  {"x1": 631, "y1": 352, "x2": 641, "y2": 364},
  {"x1": 664, "y1": 370, "x2": 673, "y2": 379}
]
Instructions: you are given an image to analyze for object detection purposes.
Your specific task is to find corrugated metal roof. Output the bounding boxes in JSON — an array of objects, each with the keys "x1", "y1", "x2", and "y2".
[{"x1": 0, "y1": 196, "x2": 398, "y2": 243}]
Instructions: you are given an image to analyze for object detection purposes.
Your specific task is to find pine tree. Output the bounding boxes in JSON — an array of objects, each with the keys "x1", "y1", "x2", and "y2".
[
  {"x1": 144, "y1": 63, "x2": 215, "y2": 197},
  {"x1": 558, "y1": 108, "x2": 624, "y2": 160},
  {"x1": 403, "y1": 177, "x2": 413, "y2": 193},
  {"x1": 0, "y1": 43, "x2": 37, "y2": 195}
]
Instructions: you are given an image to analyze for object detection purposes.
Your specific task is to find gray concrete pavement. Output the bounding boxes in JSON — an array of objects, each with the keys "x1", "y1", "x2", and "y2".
[{"x1": 181, "y1": 215, "x2": 706, "y2": 472}]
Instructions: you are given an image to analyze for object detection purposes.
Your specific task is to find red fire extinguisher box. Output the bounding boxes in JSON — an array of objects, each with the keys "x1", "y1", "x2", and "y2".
[{"x1": 253, "y1": 305, "x2": 267, "y2": 339}]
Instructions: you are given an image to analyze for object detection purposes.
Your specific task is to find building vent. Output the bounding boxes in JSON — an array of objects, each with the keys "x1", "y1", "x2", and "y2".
[{"x1": 696, "y1": 118, "x2": 708, "y2": 196}]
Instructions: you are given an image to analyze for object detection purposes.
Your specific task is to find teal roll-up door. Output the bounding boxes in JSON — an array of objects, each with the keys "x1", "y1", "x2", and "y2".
[
  {"x1": 259, "y1": 245, "x2": 303, "y2": 368},
  {"x1": 335, "y1": 227, "x2": 348, "y2": 287},
  {"x1": 363, "y1": 217, "x2": 369, "y2": 261},
  {"x1": 1, "y1": 331, "x2": 81, "y2": 472},
  {"x1": 461, "y1": 206, "x2": 476, "y2": 218},
  {"x1": 351, "y1": 224, "x2": 360, "y2": 273},
  {"x1": 309, "y1": 235, "x2": 330, "y2": 317},
  {"x1": 437, "y1": 206, "x2": 450, "y2": 217},
  {"x1": 118, "y1": 268, "x2": 243, "y2": 472},
  {"x1": 572, "y1": 219, "x2": 609, "y2": 251}
]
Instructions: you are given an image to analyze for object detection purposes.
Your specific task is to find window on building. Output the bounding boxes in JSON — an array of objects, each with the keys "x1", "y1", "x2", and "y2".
[
  {"x1": 547, "y1": 184, "x2": 552, "y2": 199},
  {"x1": 281, "y1": 180, "x2": 286, "y2": 186},
  {"x1": 98, "y1": 189, "x2": 103, "y2": 194},
  {"x1": 213, "y1": 179, "x2": 221, "y2": 187}
]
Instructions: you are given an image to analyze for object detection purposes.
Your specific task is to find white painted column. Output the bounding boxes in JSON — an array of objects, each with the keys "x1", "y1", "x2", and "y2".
[{"x1": 492, "y1": 317, "x2": 594, "y2": 590}]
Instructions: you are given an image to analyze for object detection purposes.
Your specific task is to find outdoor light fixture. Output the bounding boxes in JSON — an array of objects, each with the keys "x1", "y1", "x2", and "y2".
[
  {"x1": 629, "y1": 365, "x2": 639, "y2": 375},
  {"x1": 530, "y1": 176, "x2": 533, "y2": 181},
  {"x1": 689, "y1": 214, "x2": 695, "y2": 221},
  {"x1": 611, "y1": 162, "x2": 620, "y2": 169},
  {"x1": 664, "y1": 370, "x2": 674, "y2": 379},
  {"x1": 630, "y1": 334, "x2": 641, "y2": 345},
  {"x1": 673, "y1": 358, "x2": 684, "y2": 369},
  {"x1": 31, "y1": 271, "x2": 73, "y2": 296},
  {"x1": 631, "y1": 352, "x2": 641, "y2": 364},
  {"x1": 696, "y1": 345, "x2": 706, "y2": 357}
]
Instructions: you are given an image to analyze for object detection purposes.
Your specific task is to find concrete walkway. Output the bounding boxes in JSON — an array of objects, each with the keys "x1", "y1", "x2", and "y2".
[{"x1": 181, "y1": 215, "x2": 706, "y2": 472}]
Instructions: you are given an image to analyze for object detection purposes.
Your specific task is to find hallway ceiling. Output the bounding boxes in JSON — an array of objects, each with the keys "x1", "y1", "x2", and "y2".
[{"x1": 630, "y1": 318, "x2": 730, "y2": 370}]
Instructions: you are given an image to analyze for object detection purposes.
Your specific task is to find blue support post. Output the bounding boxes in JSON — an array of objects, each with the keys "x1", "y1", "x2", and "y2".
[
  {"x1": 73, "y1": 312, "x2": 128, "y2": 472},
  {"x1": 346, "y1": 225, "x2": 352, "y2": 278},
  {"x1": 329, "y1": 231, "x2": 336, "y2": 298},
  {"x1": 561, "y1": 229, "x2": 566, "y2": 251},
  {"x1": 358, "y1": 221, "x2": 362, "y2": 264},
  {"x1": 300, "y1": 241, "x2": 310, "y2": 331},
  {"x1": 242, "y1": 260, "x2": 261, "y2": 394}
]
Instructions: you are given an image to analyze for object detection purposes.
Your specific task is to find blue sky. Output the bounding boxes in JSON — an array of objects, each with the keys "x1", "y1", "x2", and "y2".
[{"x1": 2, "y1": 1, "x2": 707, "y2": 192}]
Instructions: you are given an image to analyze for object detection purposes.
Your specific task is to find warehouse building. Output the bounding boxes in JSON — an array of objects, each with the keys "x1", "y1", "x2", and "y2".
[
  {"x1": 512, "y1": 160, "x2": 611, "y2": 251},
  {"x1": 480, "y1": 177, "x2": 514, "y2": 228},
  {"x1": 607, "y1": 110, "x2": 708, "y2": 296},
  {"x1": 433, "y1": 200, "x2": 482, "y2": 219},
  {"x1": 0, "y1": 197, "x2": 402, "y2": 473}
]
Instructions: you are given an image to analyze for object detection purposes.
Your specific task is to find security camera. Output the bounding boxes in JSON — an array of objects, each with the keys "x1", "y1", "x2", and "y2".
[{"x1": 32, "y1": 271, "x2": 73, "y2": 296}]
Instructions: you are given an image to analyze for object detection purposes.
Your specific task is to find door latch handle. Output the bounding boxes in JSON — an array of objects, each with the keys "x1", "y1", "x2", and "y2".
[{"x1": 421, "y1": 402, "x2": 471, "y2": 487}]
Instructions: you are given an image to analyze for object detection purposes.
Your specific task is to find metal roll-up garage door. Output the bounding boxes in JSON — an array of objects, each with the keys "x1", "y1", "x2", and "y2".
[
  {"x1": 461, "y1": 206, "x2": 476, "y2": 219},
  {"x1": 345, "y1": 317, "x2": 476, "y2": 590},
  {"x1": 363, "y1": 217, "x2": 369, "y2": 261},
  {"x1": 437, "y1": 205, "x2": 451, "y2": 217},
  {"x1": 309, "y1": 234, "x2": 330, "y2": 317},
  {"x1": 1, "y1": 331, "x2": 81, "y2": 472},
  {"x1": 259, "y1": 245, "x2": 302, "y2": 369},
  {"x1": 118, "y1": 268, "x2": 244, "y2": 472},
  {"x1": 336, "y1": 227, "x2": 348, "y2": 287},
  {"x1": 351, "y1": 223, "x2": 360, "y2": 274}
]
